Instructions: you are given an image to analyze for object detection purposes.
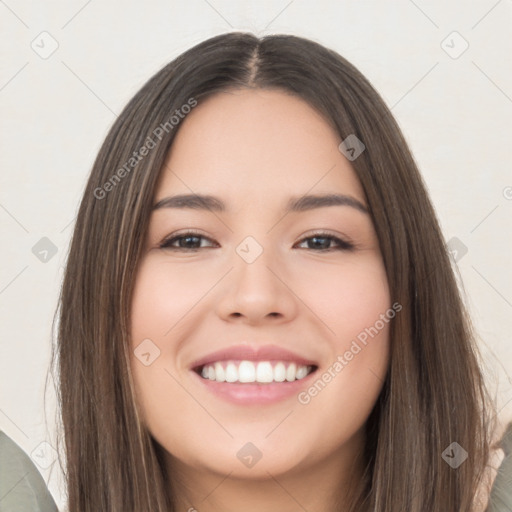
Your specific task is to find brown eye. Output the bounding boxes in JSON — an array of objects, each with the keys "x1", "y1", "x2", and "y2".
[
  {"x1": 159, "y1": 231, "x2": 218, "y2": 251},
  {"x1": 295, "y1": 233, "x2": 355, "y2": 252}
]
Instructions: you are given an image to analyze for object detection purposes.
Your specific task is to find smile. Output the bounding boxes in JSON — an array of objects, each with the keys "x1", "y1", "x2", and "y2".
[
  {"x1": 197, "y1": 360, "x2": 316, "y2": 384},
  {"x1": 189, "y1": 343, "x2": 320, "y2": 404}
]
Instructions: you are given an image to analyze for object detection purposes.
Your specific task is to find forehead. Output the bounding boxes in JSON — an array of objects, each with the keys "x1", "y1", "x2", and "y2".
[{"x1": 156, "y1": 88, "x2": 365, "y2": 205}]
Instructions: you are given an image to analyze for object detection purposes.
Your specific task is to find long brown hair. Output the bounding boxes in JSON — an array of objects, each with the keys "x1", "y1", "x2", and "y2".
[{"x1": 50, "y1": 32, "x2": 496, "y2": 511}]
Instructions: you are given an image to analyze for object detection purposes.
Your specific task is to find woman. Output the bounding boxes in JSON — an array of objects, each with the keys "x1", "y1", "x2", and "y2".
[{"x1": 51, "y1": 32, "x2": 505, "y2": 511}]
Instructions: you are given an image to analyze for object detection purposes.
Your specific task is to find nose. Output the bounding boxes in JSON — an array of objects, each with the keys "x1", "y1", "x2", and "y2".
[{"x1": 215, "y1": 246, "x2": 299, "y2": 326}]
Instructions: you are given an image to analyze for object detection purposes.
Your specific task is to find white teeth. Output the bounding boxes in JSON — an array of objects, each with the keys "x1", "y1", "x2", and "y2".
[
  {"x1": 225, "y1": 363, "x2": 238, "y2": 383},
  {"x1": 295, "y1": 365, "x2": 308, "y2": 380},
  {"x1": 198, "y1": 360, "x2": 313, "y2": 384},
  {"x1": 286, "y1": 363, "x2": 297, "y2": 382},
  {"x1": 274, "y1": 362, "x2": 286, "y2": 382},
  {"x1": 256, "y1": 362, "x2": 273, "y2": 383},
  {"x1": 214, "y1": 362, "x2": 225, "y2": 382},
  {"x1": 238, "y1": 361, "x2": 255, "y2": 382}
]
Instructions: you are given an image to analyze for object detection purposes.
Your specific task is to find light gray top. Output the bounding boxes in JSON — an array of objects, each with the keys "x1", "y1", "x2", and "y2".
[
  {"x1": 0, "y1": 431, "x2": 58, "y2": 512},
  {"x1": 488, "y1": 422, "x2": 512, "y2": 512}
]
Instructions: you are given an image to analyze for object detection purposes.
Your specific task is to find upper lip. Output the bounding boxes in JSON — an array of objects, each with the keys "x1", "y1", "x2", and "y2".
[{"x1": 189, "y1": 344, "x2": 319, "y2": 370}]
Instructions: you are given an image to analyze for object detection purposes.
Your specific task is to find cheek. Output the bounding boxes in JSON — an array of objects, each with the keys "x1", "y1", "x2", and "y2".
[
  {"x1": 129, "y1": 259, "x2": 182, "y2": 427},
  {"x1": 291, "y1": 333, "x2": 389, "y2": 469},
  {"x1": 289, "y1": 254, "x2": 391, "y2": 433},
  {"x1": 129, "y1": 257, "x2": 230, "y2": 438},
  {"x1": 130, "y1": 257, "x2": 214, "y2": 344},
  {"x1": 292, "y1": 253, "x2": 390, "y2": 341}
]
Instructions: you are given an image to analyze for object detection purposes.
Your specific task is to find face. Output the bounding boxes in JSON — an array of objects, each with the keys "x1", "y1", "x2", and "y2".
[{"x1": 130, "y1": 88, "x2": 391, "y2": 483}]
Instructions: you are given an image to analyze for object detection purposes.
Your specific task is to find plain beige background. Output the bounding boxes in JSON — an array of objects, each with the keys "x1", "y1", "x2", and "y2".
[{"x1": 1, "y1": 1, "x2": 511, "y2": 509}]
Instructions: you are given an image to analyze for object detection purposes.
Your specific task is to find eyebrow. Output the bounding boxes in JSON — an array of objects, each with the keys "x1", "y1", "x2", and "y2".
[{"x1": 152, "y1": 193, "x2": 368, "y2": 214}]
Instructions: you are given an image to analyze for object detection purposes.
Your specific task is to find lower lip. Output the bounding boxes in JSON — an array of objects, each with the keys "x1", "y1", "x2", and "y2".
[{"x1": 191, "y1": 370, "x2": 317, "y2": 405}]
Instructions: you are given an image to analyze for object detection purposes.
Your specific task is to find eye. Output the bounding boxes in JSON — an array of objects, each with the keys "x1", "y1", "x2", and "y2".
[
  {"x1": 158, "y1": 230, "x2": 355, "y2": 252},
  {"x1": 294, "y1": 232, "x2": 355, "y2": 252},
  {"x1": 159, "y1": 230, "x2": 218, "y2": 251}
]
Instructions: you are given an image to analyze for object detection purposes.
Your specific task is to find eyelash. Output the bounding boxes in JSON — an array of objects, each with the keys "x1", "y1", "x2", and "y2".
[{"x1": 158, "y1": 229, "x2": 355, "y2": 252}]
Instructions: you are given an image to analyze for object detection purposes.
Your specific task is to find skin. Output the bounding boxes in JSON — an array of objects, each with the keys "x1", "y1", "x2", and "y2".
[{"x1": 130, "y1": 88, "x2": 391, "y2": 512}]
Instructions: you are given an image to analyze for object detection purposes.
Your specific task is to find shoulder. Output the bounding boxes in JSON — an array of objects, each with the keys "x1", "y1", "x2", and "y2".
[
  {"x1": 0, "y1": 430, "x2": 59, "y2": 512},
  {"x1": 480, "y1": 422, "x2": 512, "y2": 512}
]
